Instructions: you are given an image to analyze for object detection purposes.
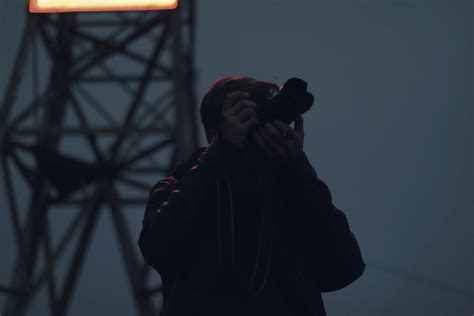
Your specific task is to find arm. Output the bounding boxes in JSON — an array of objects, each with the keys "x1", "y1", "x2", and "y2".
[
  {"x1": 138, "y1": 139, "x2": 244, "y2": 280},
  {"x1": 138, "y1": 140, "x2": 224, "y2": 280},
  {"x1": 273, "y1": 151, "x2": 365, "y2": 292}
]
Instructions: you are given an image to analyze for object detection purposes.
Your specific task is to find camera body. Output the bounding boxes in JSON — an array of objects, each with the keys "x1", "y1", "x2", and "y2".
[{"x1": 252, "y1": 78, "x2": 315, "y2": 125}]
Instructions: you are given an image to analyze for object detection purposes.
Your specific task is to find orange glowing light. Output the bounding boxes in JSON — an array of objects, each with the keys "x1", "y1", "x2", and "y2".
[{"x1": 29, "y1": 0, "x2": 178, "y2": 13}]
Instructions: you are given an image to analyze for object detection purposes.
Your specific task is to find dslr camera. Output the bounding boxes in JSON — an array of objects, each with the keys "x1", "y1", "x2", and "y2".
[{"x1": 250, "y1": 77, "x2": 315, "y2": 125}]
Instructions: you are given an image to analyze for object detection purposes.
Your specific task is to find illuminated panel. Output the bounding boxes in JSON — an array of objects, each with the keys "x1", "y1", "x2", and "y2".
[{"x1": 30, "y1": 0, "x2": 178, "y2": 13}]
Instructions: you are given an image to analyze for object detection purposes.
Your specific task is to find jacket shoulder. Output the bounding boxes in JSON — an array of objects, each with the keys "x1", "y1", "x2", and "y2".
[{"x1": 169, "y1": 146, "x2": 207, "y2": 178}]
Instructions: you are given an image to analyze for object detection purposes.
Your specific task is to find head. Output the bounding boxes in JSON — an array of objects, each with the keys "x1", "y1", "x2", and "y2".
[{"x1": 200, "y1": 76, "x2": 280, "y2": 144}]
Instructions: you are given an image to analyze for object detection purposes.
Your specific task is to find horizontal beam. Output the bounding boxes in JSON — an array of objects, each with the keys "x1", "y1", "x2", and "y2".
[
  {"x1": 0, "y1": 285, "x2": 28, "y2": 296},
  {"x1": 77, "y1": 75, "x2": 169, "y2": 82},
  {"x1": 50, "y1": 198, "x2": 148, "y2": 205},
  {"x1": 11, "y1": 127, "x2": 170, "y2": 135}
]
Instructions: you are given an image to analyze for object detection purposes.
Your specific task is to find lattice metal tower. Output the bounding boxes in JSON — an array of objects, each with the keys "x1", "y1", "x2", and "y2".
[{"x1": 0, "y1": 2, "x2": 198, "y2": 315}]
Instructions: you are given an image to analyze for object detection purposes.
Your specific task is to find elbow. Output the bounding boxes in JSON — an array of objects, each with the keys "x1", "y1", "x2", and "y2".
[
  {"x1": 319, "y1": 255, "x2": 366, "y2": 293},
  {"x1": 340, "y1": 256, "x2": 366, "y2": 290},
  {"x1": 138, "y1": 221, "x2": 163, "y2": 268},
  {"x1": 138, "y1": 222, "x2": 179, "y2": 279},
  {"x1": 138, "y1": 227, "x2": 167, "y2": 275},
  {"x1": 138, "y1": 228, "x2": 153, "y2": 266}
]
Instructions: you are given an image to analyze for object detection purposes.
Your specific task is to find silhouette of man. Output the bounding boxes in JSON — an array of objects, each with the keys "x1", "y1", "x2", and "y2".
[{"x1": 138, "y1": 77, "x2": 365, "y2": 316}]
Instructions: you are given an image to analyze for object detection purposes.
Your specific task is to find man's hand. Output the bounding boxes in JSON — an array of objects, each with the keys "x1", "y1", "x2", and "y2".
[
  {"x1": 252, "y1": 116, "x2": 305, "y2": 163},
  {"x1": 220, "y1": 91, "x2": 261, "y2": 148}
]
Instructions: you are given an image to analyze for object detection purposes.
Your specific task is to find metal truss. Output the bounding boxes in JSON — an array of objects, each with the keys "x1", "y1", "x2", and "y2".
[{"x1": 0, "y1": 2, "x2": 197, "y2": 315}]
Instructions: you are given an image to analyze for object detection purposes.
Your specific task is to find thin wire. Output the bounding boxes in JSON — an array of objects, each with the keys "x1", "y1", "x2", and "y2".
[
  {"x1": 31, "y1": 17, "x2": 40, "y2": 127},
  {"x1": 226, "y1": 179, "x2": 235, "y2": 265},
  {"x1": 214, "y1": 135, "x2": 272, "y2": 297},
  {"x1": 248, "y1": 181, "x2": 273, "y2": 296},
  {"x1": 259, "y1": 220, "x2": 273, "y2": 294},
  {"x1": 251, "y1": 214, "x2": 273, "y2": 297},
  {"x1": 216, "y1": 179, "x2": 223, "y2": 265},
  {"x1": 366, "y1": 259, "x2": 474, "y2": 299},
  {"x1": 248, "y1": 206, "x2": 266, "y2": 294}
]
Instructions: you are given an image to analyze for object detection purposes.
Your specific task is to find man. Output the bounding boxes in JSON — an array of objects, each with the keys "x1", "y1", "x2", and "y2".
[{"x1": 138, "y1": 77, "x2": 365, "y2": 316}]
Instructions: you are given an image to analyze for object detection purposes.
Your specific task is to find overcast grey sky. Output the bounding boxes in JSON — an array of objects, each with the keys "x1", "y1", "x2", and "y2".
[{"x1": 1, "y1": 0, "x2": 473, "y2": 315}]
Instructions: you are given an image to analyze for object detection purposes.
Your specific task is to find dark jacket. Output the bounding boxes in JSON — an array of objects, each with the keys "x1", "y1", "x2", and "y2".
[{"x1": 138, "y1": 139, "x2": 365, "y2": 315}]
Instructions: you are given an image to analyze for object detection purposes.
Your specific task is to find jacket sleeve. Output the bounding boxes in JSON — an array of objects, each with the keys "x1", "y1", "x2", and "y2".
[
  {"x1": 273, "y1": 151, "x2": 366, "y2": 292},
  {"x1": 138, "y1": 140, "x2": 225, "y2": 280}
]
